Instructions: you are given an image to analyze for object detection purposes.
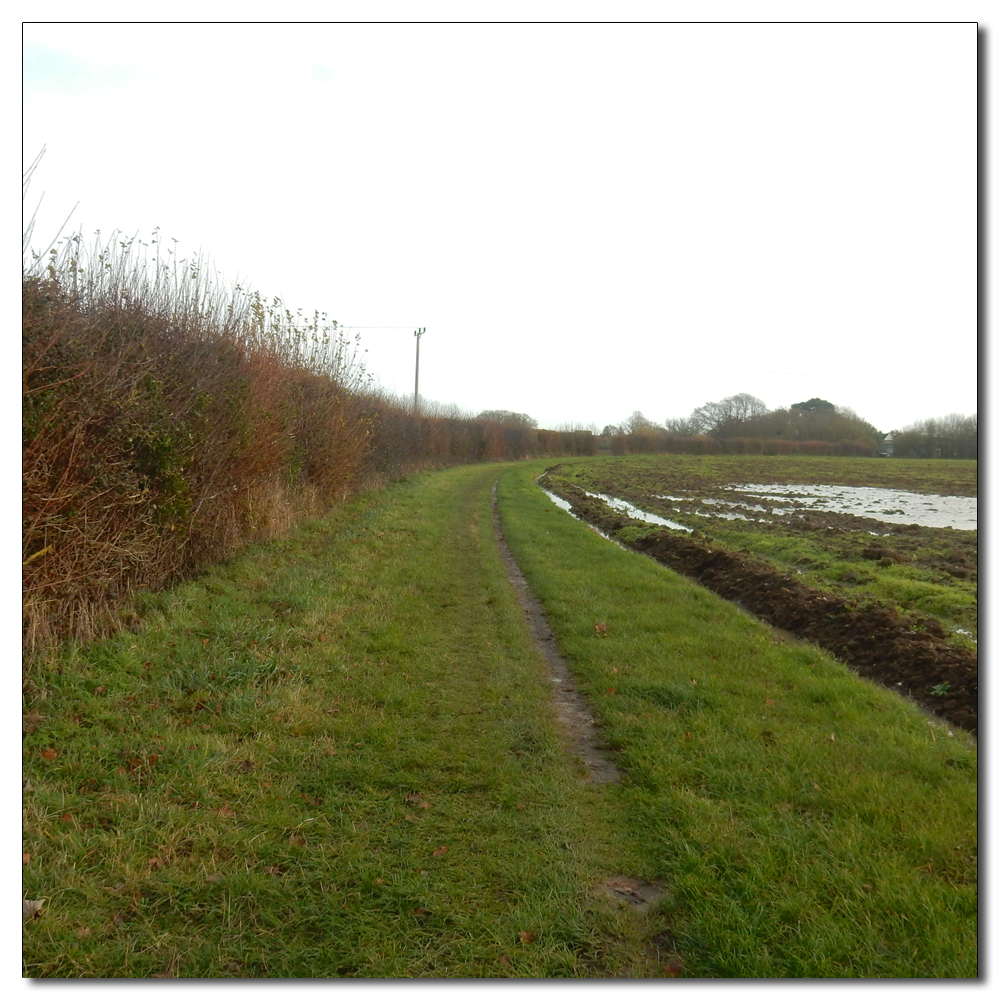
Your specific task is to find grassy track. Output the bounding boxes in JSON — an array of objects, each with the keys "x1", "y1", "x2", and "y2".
[
  {"x1": 496, "y1": 462, "x2": 977, "y2": 978},
  {"x1": 23, "y1": 461, "x2": 977, "y2": 978}
]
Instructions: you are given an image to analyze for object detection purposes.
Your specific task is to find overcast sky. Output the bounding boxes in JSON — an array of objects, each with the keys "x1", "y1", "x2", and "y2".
[{"x1": 22, "y1": 19, "x2": 977, "y2": 435}]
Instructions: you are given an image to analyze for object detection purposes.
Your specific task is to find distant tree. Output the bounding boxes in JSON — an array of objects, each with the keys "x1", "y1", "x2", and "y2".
[
  {"x1": 623, "y1": 410, "x2": 658, "y2": 435},
  {"x1": 663, "y1": 416, "x2": 697, "y2": 435},
  {"x1": 791, "y1": 397, "x2": 835, "y2": 412},
  {"x1": 475, "y1": 409, "x2": 537, "y2": 428},
  {"x1": 601, "y1": 424, "x2": 622, "y2": 437},
  {"x1": 689, "y1": 393, "x2": 768, "y2": 438}
]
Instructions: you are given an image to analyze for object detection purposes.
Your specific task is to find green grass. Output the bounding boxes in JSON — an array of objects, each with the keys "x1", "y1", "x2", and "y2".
[
  {"x1": 23, "y1": 461, "x2": 977, "y2": 978},
  {"x1": 496, "y1": 462, "x2": 977, "y2": 978}
]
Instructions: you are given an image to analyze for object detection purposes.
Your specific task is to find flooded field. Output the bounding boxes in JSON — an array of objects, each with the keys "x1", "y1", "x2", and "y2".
[
  {"x1": 540, "y1": 455, "x2": 978, "y2": 734},
  {"x1": 724, "y1": 483, "x2": 977, "y2": 530}
]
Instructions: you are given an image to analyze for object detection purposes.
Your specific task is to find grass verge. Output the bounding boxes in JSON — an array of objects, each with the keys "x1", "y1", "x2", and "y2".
[{"x1": 495, "y1": 461, "x2": 977, "y2": 978}]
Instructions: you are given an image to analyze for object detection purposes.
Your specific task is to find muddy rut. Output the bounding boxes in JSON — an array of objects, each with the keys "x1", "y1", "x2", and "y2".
[{"x1": 491, "y1": 482, "x2": 620, "y2": 783}]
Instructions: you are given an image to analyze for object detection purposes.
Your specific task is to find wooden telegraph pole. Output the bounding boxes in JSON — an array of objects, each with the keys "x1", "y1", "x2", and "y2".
[{"x1": 413, "y1": 327, "x2": 426, "y2": 413}]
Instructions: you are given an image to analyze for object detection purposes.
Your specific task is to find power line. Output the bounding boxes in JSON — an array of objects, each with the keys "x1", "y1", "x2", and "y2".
[{"x1": 669, "y1": 360, "x2": 884, "y2": 385}]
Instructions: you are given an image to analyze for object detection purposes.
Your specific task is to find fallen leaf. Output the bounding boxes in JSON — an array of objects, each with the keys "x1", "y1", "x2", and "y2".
[
  {"x1": 76, "y1": 926, "x2": 91, "y2": 938},
  {"x1": 288, "y1": 831, "x2": 306, "y2": 847},
  {"x1": 60, "y1": 813, "x2": 73, "y2": 823},
  {"x1": 23, "y1": 899, "x2": 45, "y2": 920},
  {"x1": 149, "y1": 857, "x2": 164, "y2": 870},
  {"x1": 206, "y1": 872, "x2": 225, "y2": 883},
  {"x1": 94, "y1": 686, "x2": 106, "y2": 695},
  {"x1": 663, "y1": 957, "x2": 684, "y2": 977},
  {"x1": 112, "y1": 911, "x2": 125, "y2": 927},
  {"x1": 217, "y1": 806, "x2": 236, "y2": 818},
  {"x1": 405, "y1": 814, "x2": 418, "y2": 821},
  {"x1": 500, "y1": 955, "x2": 513, "y2": 970},
  {"x1": 825, "y1": 733, "x2": 836, "y2": 742},
  {"x1": 517, "y1": 930, "x2": 537, "y2": 944},
  {"x1": 595, "y1": 622, "x2": 610, "y2": 638},
  {"x1": 432, "y1": 846, "x2": 448, "y2": 857},
  {"x1": 238, "y1": 760, "x2": 254, "y2": 772},
  {"x1": 265, "y1": 866, "x2": 284, "y2": 876},
  {"x1": 765, "y1": 698, "x2": 775, "y2": 705},
  {"x1": 413, "y1": 907, "x2": 430, "y2": 915},
  {"x1": 23, "y1": 854, "x2": 31, "y2": 865},
  {"x1": 40, "y1": 748, "x2": 58, "y2": 761}
]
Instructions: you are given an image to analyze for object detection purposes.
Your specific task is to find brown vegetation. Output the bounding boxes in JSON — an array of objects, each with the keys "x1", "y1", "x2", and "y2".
[{"x1": 22, "y1": 235, "x2": 592, "y2": 653}]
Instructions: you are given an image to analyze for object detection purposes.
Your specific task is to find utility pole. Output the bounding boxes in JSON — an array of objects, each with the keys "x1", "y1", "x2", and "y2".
[{"x1": 413, "y1": 327, "x2": 426, "y2": 413}]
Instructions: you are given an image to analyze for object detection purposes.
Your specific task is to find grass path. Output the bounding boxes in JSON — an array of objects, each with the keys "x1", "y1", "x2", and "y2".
[{"x1": 23, "y1": 461, "x2": 977, "y2": 978}]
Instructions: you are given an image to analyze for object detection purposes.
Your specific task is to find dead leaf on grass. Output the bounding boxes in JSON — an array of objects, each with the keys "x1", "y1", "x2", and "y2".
[
  {"x1": 595, "y1": 622, "x2": 610, "y2": 638},
  {"x1": 432, "y1": 846, "x2": 448, "y2": 857},
  {"x1": 663, "y1": 957, "x2": 684, "y2": 977},
  {"x1": 206, "y1": 872, "x2": 225, "y2": 883},
  {"x1": 22, "y1": 853, "x2": 31, "y2": 865},
  {"x1": 517, "y1": 930, "x2": 537, "y2": 944},
  {"x1": 40, "y1": 748, "x2": 58, "y2": 761},
  {"x1": 500, "y1": 955, "x2": 513, "y2": 970},
  {"x1": 23, "y1": 899, "x2": 45, "y2": 920},
  {"x1": 217, "y1": 806, "x2": 236, "y2": 818}
]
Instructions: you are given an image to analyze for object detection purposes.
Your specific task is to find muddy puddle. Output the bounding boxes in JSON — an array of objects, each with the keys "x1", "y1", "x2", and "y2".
[
  {"x1": 557, "y1": 484, "x2": 976, "y2": 534},
  {"x1": 727, "y1": 483, "x2": 977, "y2": 531}
]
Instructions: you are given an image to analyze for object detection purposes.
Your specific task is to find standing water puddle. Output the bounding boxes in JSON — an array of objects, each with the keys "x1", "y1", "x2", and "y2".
[
  {"x1": 583, "y1": 492, "x2": 693, "y2": 532},
  {"x1": 728, "y1": 484, "x2": 977, "y2": 530}
]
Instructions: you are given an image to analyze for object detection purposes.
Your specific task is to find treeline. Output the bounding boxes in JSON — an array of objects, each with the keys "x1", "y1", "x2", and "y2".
[
  {"x1": 599, "y1": 394, "x2": 884, "y2": 457},
  {"x1": 890, "y1": 414, "x2": 978, "y2": 460},
  {"x1": 21, "y1": 234, "x2": 588, "y2": 651}
]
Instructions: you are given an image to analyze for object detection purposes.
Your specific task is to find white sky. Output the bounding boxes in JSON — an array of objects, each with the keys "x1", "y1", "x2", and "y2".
[{"x1": 22, "y1": 15, "x2": 977, "y2": 437}]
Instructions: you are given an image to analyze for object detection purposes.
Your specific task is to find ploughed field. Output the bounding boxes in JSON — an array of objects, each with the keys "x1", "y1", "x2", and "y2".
[{"x1": 540, "y1": 455, "x2": 978, "y2": 735}]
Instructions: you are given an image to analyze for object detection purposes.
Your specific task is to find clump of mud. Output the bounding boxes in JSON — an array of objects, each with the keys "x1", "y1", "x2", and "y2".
[{"x1": 556, "y1": 484, "x2": 978, "y2": 735}]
